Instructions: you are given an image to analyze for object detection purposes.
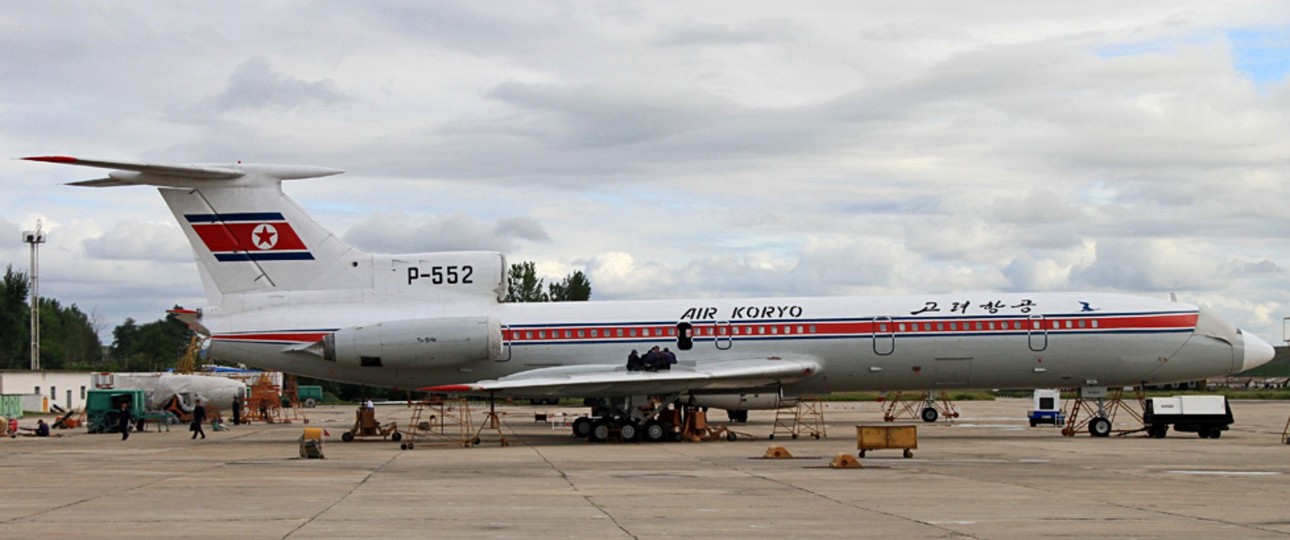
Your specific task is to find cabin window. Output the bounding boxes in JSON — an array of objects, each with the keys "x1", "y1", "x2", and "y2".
[
  {"x1": 975, "y1": 321, "x2": 983, "y2": 330},
  {"x1": 1065, "y1": 320, "x2": 1073, "y2": 329},
  {"x1": 564, "y1": 330, "x2": 572, "y2": 338},
  {"x1": 898, "y1": 323, "x2": 906, "y2": 332},
  {"x1": 525, "y1": 331, "x2": 533, "y2": 339},
  {"x1": 538, "y1": 331, "x2": 546, "y2": 339},
  {"x1": 1078, "y1": 320, "x2": 1086, "y2": 328},
  {"x1": 577, "y1": 330, "x2": 585, "y2": 338},
  {"x1": 1091, "y1": 320, "x2": 1099, "y2": 328},
  {"x1": 949, "y1": 322, "x2": 957, "y2": 331},
  {"x1": 758, "y1": 326, "x2": 766, "y2": 335},
  {"x1": 879, "y1": 323, "x2": 888, "y2": 332},
  {"x1": 936, "y1": 323, "x2": 944, "y2": 331},
  {"x1": 590, "y1": 329, "x2": 599, "y2": 338}
]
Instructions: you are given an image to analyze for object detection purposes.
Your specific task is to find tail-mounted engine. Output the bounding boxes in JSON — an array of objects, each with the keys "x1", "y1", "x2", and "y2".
[{"x1": 323, "y1": 317, "x2": 503, "y2": 368}]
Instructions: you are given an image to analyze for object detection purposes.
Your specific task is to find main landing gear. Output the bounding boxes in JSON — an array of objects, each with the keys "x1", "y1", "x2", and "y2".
[{"x1": 570, "y1": 395, "x2": 684, "y2": 443}]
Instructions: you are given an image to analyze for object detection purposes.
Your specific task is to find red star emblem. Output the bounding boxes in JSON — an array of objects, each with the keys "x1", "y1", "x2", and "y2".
[{"x1": 252, "y1": 224, "x2": 279, "y2": 250}]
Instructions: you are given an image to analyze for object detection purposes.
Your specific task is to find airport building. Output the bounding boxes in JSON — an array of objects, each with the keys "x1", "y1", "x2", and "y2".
[{"x1": 0, "y1": 370, "x2": 94, "y2": 414}]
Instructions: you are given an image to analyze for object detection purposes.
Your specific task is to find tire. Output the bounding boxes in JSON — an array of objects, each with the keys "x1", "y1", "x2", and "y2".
[
  {"x1": 1149, "y1": 425, "x2": 1167, "y2": 439},
  {"x1": 572, "y1": 417, "x2": 593, "y2": 438},
  {"x1": 1208, "y1": 427, "x2": 1222, "y2": 439},
  {"x1": 727, "y1": 410, "x2": 749, "y2": 423},
  {"x1": 544, "y1": 398, "x2": 560, "y2": 406},
  {"x1": 589, "y1": 419, "x2": 611, "y2": 442},
  {"x1": 859, "y1": 449, "x2": 867, "y2": 458},
  {"x1": 726, "y1": 432, "x2": 737, "y2": 441},
  {"x1": 303, "y1": 398, "x2": 317, "y2": 408},
  {"x1": 644, "y1": 419, "x2": 666, "y2": 442},
  {"x1": 903, "y1": 449, "x2": 913, "y2": 458},
  {"x1": 529, "y1": 398, "x2": 543, "y2": 406},
  {"x1": 341, "y1": 431, "x2": 355, "y2": 442},
  {"x1": 1198, "y1": 430, "x2": 1210, "y2": 439},
  {"x1": 1029, "y1": 419, "x2": 1038, "y2": 428},
  {"x1": 619, "y1": 422, "x2": 640, "y2": 442},
  {"x1": 391, "y1": 432, "x2": 402, "y2": 442},
  {"x1": 1088, "y1": 417, "x2": 1111, "y2": 437},
  {"x1": 921, "y1": 408, "x2": 939, "y2": 423}
]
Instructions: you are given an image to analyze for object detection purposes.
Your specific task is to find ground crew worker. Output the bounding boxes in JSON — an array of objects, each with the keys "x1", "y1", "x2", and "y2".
[
  {"x1": 118, "y1": 402, "x2": 132, "y2": 441},
  {"x1": 191, "y1": 399, "x2": 207, "y2": 440}
]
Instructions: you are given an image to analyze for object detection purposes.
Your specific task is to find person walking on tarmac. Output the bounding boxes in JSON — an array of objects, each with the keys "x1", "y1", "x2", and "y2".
[
  {"x1": 191, "y1": 399, "x2": 207, "y2": 440},
  {"x1": 118, "y1": 401, "x2": 132, "y2": 441}
]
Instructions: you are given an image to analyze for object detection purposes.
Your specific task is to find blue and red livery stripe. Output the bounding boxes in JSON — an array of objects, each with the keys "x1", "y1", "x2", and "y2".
[{"x1": 184, "y1": 212, "x2": 313, "y2": 262}]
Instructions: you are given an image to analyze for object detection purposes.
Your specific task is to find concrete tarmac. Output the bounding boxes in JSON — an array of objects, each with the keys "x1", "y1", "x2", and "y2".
[{"x1": 2, "y1": 398, "x2": 1289, "y2": 539}]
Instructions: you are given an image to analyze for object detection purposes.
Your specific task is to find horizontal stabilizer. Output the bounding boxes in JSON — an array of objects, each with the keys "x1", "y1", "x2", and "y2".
[{"x1": 23, "y1": 156, "x2": 244, "y2": 180}]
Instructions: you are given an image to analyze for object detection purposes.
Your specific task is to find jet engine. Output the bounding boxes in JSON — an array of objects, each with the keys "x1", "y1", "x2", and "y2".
[{"x1": 324, "y1": 316, "x2": 503, "y2": 368}]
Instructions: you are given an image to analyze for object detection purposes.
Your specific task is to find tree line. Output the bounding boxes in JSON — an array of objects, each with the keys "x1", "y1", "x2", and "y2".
[{"x1": 0, "y1": 263, "x2": 587, "y2": 398}]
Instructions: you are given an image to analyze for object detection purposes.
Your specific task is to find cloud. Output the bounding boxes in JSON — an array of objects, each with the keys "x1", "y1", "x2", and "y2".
[
  {"x1": 194, "y1": 57, "x2": 350, "y2": 113},
  {"x1": 1, "y1": 3, "x2": 1288, "y2": 343},
  {"x1": 82, "y1": 220, "x2": 191, "y2": 262},
  {"x1": 1070, "y1": 239, "x2": 1225, "y2": 291},
  {"x1": 343, "y1": 212, "x2": 549, "y2": 254}
]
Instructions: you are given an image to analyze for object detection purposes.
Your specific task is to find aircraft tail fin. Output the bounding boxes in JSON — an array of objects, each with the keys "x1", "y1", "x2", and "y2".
[{"x1": 23, "y1": 156, "x2": 367, "y2": 307}]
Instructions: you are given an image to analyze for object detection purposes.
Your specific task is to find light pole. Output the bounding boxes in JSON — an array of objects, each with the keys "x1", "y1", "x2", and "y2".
[{"x1": 22, "y1": 220, "x2": 46, "y2": 371}]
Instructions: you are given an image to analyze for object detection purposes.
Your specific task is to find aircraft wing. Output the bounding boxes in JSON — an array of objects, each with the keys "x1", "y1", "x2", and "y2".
[{"x1": 421, "y1": 355, "x2": 821, "y2": 398}]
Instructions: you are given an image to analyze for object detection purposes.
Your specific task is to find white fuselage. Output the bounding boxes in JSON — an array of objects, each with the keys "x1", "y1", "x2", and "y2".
[{"x1": 205, "y1": 291, "x2": 1249, "y2": 397}]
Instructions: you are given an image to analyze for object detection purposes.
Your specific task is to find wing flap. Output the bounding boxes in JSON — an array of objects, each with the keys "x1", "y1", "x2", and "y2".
[{"x1": 422, "y1": 355, "x2": 821, "y2": 398}]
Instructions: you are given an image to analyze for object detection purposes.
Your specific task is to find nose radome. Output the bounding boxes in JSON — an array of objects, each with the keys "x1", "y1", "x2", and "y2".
[{"x1": 1241, "y1": 331, "x2": 1276, "y2": 372}]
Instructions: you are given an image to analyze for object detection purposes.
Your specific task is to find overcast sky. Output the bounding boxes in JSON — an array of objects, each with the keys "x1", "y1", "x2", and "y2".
[{"x1": 1, "y1": 1, "x2": 1288, "y2": 344}]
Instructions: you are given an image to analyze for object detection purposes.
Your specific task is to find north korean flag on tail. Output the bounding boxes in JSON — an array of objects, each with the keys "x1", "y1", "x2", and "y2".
[{"x1": 184, "y1": 212, "x2": 314, "y2": 261}]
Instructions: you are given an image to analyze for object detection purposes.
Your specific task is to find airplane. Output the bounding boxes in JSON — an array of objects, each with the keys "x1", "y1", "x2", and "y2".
[{"x1": 24, "y1": 155, "x2": 1277, "y2": 441}]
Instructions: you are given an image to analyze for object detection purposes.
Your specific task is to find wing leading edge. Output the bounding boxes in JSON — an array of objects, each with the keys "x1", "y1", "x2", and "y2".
[{"x1": 422, "y1": 355, "x2": 822, "y2": 398}]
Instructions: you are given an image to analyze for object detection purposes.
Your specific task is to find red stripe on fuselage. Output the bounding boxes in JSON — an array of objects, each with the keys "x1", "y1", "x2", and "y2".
[
  {"x1": 213, "y1": 332, "x2": 328, "y2": 343},
  {"x1": 501, "y1": 313, "x2": 1199, "y2": 342}
]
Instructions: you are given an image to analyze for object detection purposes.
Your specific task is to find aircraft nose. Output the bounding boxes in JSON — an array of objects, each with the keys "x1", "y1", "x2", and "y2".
[{"x1": 1240, "y1": 331, "x2": 1276, "y2": 372}]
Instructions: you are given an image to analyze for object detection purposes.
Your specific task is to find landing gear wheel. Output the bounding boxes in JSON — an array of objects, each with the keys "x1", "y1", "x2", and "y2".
[
  {"x1": 341, "y1": 431, "x2": 354, "y2": 442},
  {"x1": 619, "y1": 422, "x2": 640, "y2": 442},
  {"x1": 644, "y1": 419, "x2": 666, "y2": 442},
  {"x1": 572, "y1": 417, "x2": 593, "y2": 438},
  {"x1": 1089, "y1": 417, "x2": 1112, "y2": 437},
  {"x1": 589, "y1": 419, "x2": 611, "y2": 442},
  {"x1": 391, "y1": 432, "x2": 403, "y2": 442},
  {"x1": 921, "y1": 407, "x2": 939, "y2": 423}
]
